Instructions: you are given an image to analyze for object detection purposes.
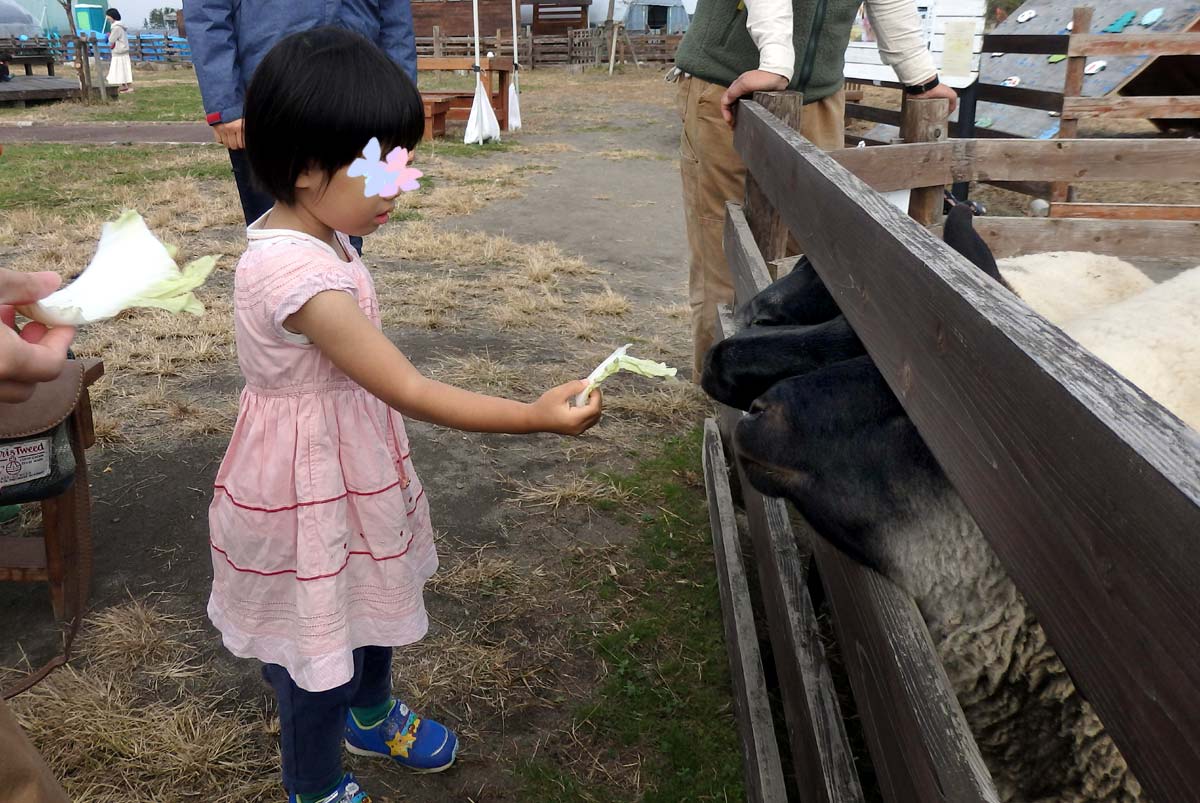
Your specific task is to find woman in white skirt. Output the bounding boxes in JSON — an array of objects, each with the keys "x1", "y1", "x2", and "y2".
[{"x1": 105, "y1": 8, "x2": 133, "y2": 93}]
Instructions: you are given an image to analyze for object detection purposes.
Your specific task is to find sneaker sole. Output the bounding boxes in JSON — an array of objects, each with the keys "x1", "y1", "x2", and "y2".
[{"x1": 344, "y1": 740, "x2": 458, "y2": 774}]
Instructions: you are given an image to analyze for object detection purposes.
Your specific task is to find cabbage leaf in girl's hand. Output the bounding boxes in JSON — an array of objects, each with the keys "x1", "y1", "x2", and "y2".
[
  {"x1": 575, "y1": 344, "x2": 677, "y2": 406},
  {"x1": 17, "y1": 210, "x2": 217, "y2": 326}
]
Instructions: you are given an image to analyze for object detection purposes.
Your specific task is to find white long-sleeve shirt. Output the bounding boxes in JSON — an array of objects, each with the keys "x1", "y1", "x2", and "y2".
[{"x1": 745, "y1": 0, "x2": 938, "y2": 87}]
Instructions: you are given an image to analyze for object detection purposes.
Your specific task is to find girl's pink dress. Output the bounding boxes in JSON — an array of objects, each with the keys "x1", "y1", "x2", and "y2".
[{"x1": 208, "y1": 220, "x2": 437, "y2": 692}]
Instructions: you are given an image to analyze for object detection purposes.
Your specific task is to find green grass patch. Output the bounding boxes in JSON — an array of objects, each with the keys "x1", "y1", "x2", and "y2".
[
  {"x1": 422, "y1": 139, "x2": 513, "y2": 159},
  {"x1": 518, "y1": 427, "x2": 745, "y2": 803},
  {"x1": 0, "y1": 142, "x2": 226, "y2": 216},
  {"x1": 0, "y1": 81, "x2": 205, "y2": 122}
]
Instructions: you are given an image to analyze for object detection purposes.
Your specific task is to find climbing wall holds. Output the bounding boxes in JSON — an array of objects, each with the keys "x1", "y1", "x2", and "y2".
[
  {"x1": 991, "y1": 51, "x2": 1006, "y2": 57},
  {"x1": 1048, "y1": 110, "x2": 1061, "y2": 117},
  {"x1": 1017, "y1": 9, "x2": 1037, "y2": 23},
  {"x1": 1048, "y1": 54, "x2": 1067, "y2": 63},
  {"x1": 1141, "y1": 7, "x2": 1164, "y2": 25},
  {"x1": 1066, "y1": 20, "x2": 1074, "y2": 30},
  {"x1": 1002, "y1": 76, "x2": 1021, "y2": 87},
  {"x1": 976, "y1": 117, "x2": 994, "y2": 128},
  {"x1": 1084, "y1": 59, "x2": 1107, "y2": 74},
  {"x1": 1102, "y1": 11, "x2": 1137, "y2": 33}
]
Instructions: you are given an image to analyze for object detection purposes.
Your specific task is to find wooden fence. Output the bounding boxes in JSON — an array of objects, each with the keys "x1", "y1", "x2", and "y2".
[
  {"x1": 847, "y1": 4, "x2": 1200, "y2": 194},
  {"x1": 0, "y1": 33, "x2": 192, "y2": 64},
  {"x1": 417, "y1": 26, "x2": 533, "y2": 65},
  {"x1": 704, "y1": 90, "x2": 1200, "y2": 802},
  {"x1": 566, "y1": 27, "x2": 682, "y2": 66}
]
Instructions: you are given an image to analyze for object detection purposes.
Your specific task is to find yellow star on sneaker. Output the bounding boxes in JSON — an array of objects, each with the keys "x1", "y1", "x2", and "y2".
[{"x1": 386, "y1": 720, "x2": 419, "y2": 758}]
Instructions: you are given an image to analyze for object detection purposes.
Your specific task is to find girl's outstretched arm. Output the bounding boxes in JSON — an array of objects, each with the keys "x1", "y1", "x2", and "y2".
[{"x1": 286, "y1": 290, "x2": 602, "y2": 435}]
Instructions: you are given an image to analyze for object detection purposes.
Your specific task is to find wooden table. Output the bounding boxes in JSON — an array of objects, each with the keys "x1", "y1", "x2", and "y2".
[{"x1": 417, "y1": 56, "x2": 513, "y2": 135}]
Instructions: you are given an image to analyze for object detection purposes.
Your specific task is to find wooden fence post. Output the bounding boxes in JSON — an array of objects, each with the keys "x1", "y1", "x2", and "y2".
[
  {"x1": 745, "y1": 91, "x2": 804, "y2": 266},
  {"x1": 432, "y1": 25, "x2": 443, "y2": 57},
  {"x1": 1053, "y1": 6, "x2": 1093, "y2": 204},
  {"x1": 92, "y1": 33, "x2": 110, "y2": 102},
  {"x1": 77, "y1": 35, "x2": 93, "y2": 104},
  {"x1": 899, "y1": 95, "x2": 950, "y2": 225}
]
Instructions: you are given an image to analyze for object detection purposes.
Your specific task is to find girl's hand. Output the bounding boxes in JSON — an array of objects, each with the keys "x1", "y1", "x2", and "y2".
[{"x1": 531, "y1": 380, "x2": 603, "y2": 435}]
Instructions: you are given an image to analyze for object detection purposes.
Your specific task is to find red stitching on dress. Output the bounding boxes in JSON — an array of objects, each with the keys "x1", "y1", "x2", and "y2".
[
  {"x1": 214, "y1": 483, "x2": 423, "y2": 514},
  {"x1": 210, "y1": 532, "x2": 416, "y2": 581}
]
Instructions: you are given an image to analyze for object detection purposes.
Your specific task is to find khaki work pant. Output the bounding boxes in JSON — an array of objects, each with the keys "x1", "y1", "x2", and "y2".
[
  {"x1": 0, "y1": 699, "x2": 70, "y2": 803},
  {"x1": 678, "y1": 75, "x2": 846, "y2": 378}
]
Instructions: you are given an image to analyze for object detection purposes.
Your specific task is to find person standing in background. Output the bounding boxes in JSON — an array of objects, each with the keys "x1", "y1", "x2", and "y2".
[
  {"x1": 183, "y1": 0, "x2": 419, "y2": 254},
  {"x1": 105, "y1": 8, "x2": 134, "y2": 93},
  {"x1": 675, "y1": 0, "x2": 958, "y2": 377}
]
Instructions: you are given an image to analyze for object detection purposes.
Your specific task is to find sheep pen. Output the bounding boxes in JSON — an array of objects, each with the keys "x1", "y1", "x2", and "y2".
[{"x1": 701, "y1": 94, "x2": 1200, "y2": 803}]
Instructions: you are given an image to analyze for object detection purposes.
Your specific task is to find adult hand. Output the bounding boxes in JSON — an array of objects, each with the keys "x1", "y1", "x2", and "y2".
[
  {"x1": 0, "y1": 270, "x2": 76, "y2": 404},
  {"x1": 212, "y1": 118, "x2": 245, "y2": 150},
  {"x1": 721, "y1": 69, "x2": 789, "y2": 126},
  {"x1": 911, "y1": 82, "x2": 959, "y2": 115},
  {"x1": 530, "y1": 380, "x2": 603, "y2": 435}
]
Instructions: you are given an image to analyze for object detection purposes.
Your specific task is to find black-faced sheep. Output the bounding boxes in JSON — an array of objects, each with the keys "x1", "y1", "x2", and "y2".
[{"x1": 702, "y1": 206, "x2": 1171, "y2": 803}]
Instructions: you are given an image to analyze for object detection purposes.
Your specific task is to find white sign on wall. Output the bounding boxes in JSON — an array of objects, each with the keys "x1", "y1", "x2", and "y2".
[{"x1": 844, "y1": 0, "x2": 987, "y2": 88}]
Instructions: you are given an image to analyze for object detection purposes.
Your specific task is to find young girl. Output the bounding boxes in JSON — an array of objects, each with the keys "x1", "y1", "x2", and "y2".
[
  {"x1": 104, "y1": 8, "x2": 133, "y2": 93},
  {"x1": 209, "y1": 28, "x2": 602, "y2": 803}
]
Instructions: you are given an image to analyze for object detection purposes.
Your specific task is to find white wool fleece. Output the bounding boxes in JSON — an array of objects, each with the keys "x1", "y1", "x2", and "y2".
[
  {"x1": 1064, "y1": 266, "x2": 1200, "y2": 432},
  {"x1": 998, "y1": 252, "x2": 1153, "y2": 326}
]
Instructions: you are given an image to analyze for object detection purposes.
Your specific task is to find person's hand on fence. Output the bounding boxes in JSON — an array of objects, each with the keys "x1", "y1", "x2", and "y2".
[
  {"x1": 0, "y1": 270, "x2": 76, "y2": 404},
  {"x1": 212, "y1": 119, "x2": 246, "y2": 150},
  {"x1": 911, "y1": 82, "x2": 959, "y2": 114},
  {"x1": 721, "y1": 69, "x2": 790, "y2": 126}
]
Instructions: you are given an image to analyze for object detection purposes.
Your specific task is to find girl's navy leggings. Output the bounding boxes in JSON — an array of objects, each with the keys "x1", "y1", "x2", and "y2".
[{"x1": 262, "y1": 645, "x2": 393, "y2": 795}]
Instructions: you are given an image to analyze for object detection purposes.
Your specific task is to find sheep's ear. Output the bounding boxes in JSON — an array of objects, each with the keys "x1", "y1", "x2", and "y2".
[{"x1": 943, "y1": 205, "x2": 1008, "y2": 289}]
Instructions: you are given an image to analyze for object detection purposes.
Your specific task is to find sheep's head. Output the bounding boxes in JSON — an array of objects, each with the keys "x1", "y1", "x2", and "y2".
[
  {"x1": 701, "y1": 316, "x2": 866, "y2": 410},
  {"x1": 734, "y1": 255, "x2": 842, "y2": 329},
  {"x1": 733, "y1": 356, "x2": 947, "y2": 569}
]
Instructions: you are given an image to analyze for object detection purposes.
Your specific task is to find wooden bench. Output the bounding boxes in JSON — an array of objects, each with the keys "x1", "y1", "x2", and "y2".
[
  {"x1": 423, "y1": 97, "x2": 451, "y2": 141},
  {"x1": 6, "y1": 53, "x2": 56, "y2": 77},
  {"x1": 418, "y1": 55, "x2": 512, "y2": 133},
  {"x1": 0, "y1": 358, "x2": 103, "y2": 623}
]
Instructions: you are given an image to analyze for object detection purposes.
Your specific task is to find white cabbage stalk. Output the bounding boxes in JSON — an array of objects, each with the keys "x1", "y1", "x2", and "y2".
[
  {"x1": 18, "y1": 210, "x2": 216, "y2": 326},
  {"x1": 575, "y1": 344, "x2": 678, "y2": 406}
]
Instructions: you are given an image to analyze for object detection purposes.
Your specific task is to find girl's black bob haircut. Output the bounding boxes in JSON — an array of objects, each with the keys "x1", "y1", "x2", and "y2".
[
  {"x1": 245, "y1": 27, "x2": 424, "y2": 205},
  {"x1": 105, "y1": 8, "x2": 121, "y2": 20}
]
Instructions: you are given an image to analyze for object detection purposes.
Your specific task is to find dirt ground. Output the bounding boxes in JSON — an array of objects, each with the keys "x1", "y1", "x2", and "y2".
[{"x1": 0, "y1": 68, "x2": 745, "y2": 802}]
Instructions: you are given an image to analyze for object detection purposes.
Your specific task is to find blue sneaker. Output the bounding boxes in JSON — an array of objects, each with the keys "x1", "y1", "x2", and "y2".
[
  {"x1": 288, "y1": 773, "x2": 371, "y2": 803},
  {"x1": 344, "y1": 700, "x2": 458, "y2": 773}
]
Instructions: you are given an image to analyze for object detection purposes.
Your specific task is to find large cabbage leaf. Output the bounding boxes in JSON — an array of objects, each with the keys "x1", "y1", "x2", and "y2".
[
  {"x1": 576, "y1": 344, "x2": 678, "y2": 406},
  {"x1": 18, "y1": 210, "x2": 216, "y2": 326}
]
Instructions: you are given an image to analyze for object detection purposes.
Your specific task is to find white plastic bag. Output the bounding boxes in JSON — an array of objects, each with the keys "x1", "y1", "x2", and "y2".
[{"x1": 464, "y1": 75, "x2": 501, "y2": 144}]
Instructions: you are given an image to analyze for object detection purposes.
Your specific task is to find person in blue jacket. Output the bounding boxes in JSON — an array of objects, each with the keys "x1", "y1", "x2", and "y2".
[{"x1": 183, "y1": 0, "x2": 419, "y2": 243}]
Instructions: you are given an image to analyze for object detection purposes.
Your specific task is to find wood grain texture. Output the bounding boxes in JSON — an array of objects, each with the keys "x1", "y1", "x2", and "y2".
[
  {"x1": 715, "y1": 290, "x2": 866, "y2": 803},
  {"x1": 703, "y1": 420, "x2": 789, "y2": 803},
  {"x1": 811, "y1": 536, "x2": 999, "y2": 803},
  {"x1": 899, "y1": 97, "x2": 950, "y2": 225},
  {"x1": 1069, "y1": 32, "x2": 1200, "y2": 57},
  {"x1": 974, "y1": 82, "x2": 1063, "y2": 111},
  {"x1": 735, "y1": 98, "x2": 1200, "y2": 803},
  {"x1": 724, "y1": 203, "x2": 776, "y2": 310},
  {"x1": 972, "y1": 216, "x2": 1200, "y2": 259},
  {"x1": 745, "y1": 91, "x2": 805, "y2": 263},
  {"x1": 1049, "y1": 202, "x2": 1200, "y2": 221},
  {"x1": 828, "y1": 139, "x2": 1200, "y2": 192},
  {"x1": 1061, "y1": 95, "x2": 1200, "y2": 118},
  {"x1": 1054, "y1": 7, "x2": 1092, "y2": 202}
]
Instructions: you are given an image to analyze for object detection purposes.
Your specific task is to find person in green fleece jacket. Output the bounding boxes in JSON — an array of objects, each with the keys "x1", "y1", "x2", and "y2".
[{"x1": 676, "y1": 0, "x2": 958, "y2": 376}]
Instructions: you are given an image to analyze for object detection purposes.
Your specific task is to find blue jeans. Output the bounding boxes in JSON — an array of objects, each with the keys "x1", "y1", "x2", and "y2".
[
  {"x1": 227, "y1": 148, "x2": 363, "y2": 256},
  {"x1": 262, "y1": 646, "x2": 393, "y2": 795}
]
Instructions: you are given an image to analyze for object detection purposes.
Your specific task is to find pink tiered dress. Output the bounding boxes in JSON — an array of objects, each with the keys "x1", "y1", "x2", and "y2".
[{"x1": 207, "y1": 219, "x2": 437, "y2": 692}]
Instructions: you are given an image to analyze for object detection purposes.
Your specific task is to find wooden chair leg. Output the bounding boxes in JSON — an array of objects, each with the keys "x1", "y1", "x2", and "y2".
[{"x1": 40, "y1": 485, "x2": 75, "y2": 621}]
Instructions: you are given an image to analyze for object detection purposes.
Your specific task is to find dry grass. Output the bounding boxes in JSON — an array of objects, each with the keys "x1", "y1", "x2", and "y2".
[
  {"x1": 596, "y1": 148, "x2": 667, "y2": 162},
  {"x1": 603, "y1": 381, "x2": 708, "y2": 426},
  {"x1": 582, "y1": 284, "x2": 632, "y2": 317},
  {"x1": 429, "y1": 353, "x2": 528, "y2": 396},
  {"x1": 509, "y1": 474, "x2": 639, "y2": 513},
  {"x1": 5, "y1": 599, "x2": 278, "y2": 802}
]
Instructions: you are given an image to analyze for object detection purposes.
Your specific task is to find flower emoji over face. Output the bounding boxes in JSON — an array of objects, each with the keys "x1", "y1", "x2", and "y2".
[{"x1": 348, "y1": 137, "x2": 424, "y2": 198}]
